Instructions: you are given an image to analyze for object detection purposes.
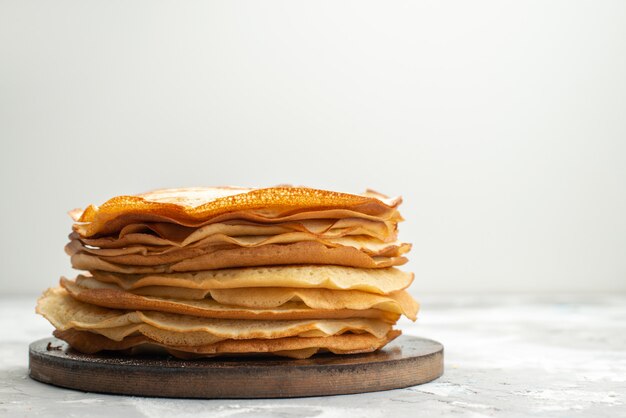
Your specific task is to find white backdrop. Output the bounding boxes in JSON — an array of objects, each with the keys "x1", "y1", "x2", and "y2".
[{"x1": 1, "y1": 1, "x2": 625, "y2": 294}]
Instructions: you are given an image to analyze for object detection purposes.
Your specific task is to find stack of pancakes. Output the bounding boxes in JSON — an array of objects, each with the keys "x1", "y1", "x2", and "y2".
[{"x1": 37, "y1": 187, "x2": 418, "y2": 359}]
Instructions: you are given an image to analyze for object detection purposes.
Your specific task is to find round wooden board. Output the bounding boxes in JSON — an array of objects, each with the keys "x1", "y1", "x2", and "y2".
[{"x1": 29, "y1": 335, "x2": 443, "y2": 398}]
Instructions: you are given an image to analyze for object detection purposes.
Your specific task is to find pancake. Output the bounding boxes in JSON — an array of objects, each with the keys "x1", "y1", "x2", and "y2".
[
  {"x1": 61, "y1": 277, "x2": 418, "y2": 320},
  {"x1": 73, "y1": 218, "x2": 398, "y2": 248},
  {"x1": 70, "y1": 241, "x2": 408, "y2": 272},
  {"x1": 37, "y1": 288, "x2": 393, "y2": 346},
  {"x1": 73, "y1": 187, "x2": 403, "y2": 237},
  {"x1": 54, "y1": 328, "x2": 401, "y2": 359},
  {"x1": 60, "y1": 278, "x2": 405, "y2": 322},
  {"x1": 65, "y1": 236, "x2": 410, "y2": 270},
  {"x1": 38, "y1": 186, "x2": 416, "y2": 360},
  {"x1": 66, "y1": 234, "x2": 409, "y2": 258},
  {"x1": 83, "y1": 265, "x2": 414, "y2": 295}
]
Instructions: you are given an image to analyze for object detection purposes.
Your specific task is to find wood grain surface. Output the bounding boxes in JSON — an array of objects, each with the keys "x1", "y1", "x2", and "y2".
[{"x1": 29, "y1": 335, "x2": 443, "y2": 398}]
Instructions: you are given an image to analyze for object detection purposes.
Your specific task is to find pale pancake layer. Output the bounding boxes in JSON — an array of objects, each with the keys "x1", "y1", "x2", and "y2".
[
  {"x1": 54, "y1": 328, "x2": 401, "y2": 359},
  {"x1": 61, "y1": 278, "x2": 406, "y2": 322},
  {"x1": 61, "y1": 277, "x2": 418, "y2": 320},
  {"x1": 73, "y1": 187, "x2": 402, "y2": 237},
  {"x1": 38, "y1": 288, "x2": 393, "y2": 346},
  {"x1": 85, "y1": 265, "x2": 414, "y2": 295}
]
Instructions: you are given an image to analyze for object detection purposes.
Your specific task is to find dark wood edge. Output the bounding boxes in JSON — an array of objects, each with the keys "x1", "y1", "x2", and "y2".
[{"x1": 29, "y1": 336, "x2": 444, "y2": 399}]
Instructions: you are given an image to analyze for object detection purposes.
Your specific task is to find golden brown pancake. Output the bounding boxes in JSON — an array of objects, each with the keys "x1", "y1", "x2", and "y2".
[
  {"x1": 38, "y1": 186, "x2": 416, "y2": 359},
  {"x1": 73, "y1": 187, "x2": 402, "y2": 237}
]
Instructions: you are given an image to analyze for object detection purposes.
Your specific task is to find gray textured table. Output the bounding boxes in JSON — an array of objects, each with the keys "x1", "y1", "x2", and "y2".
[{"x1": 2, "y1": 294, "x2": 625, "y2": 417}]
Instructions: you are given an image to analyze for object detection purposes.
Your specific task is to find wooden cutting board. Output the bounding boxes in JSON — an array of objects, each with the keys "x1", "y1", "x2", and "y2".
[{"x1": 29, "y1": 335, "x2": 443, "y2": 398}]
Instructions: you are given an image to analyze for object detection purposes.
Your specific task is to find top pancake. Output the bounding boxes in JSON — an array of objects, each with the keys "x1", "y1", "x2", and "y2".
[{"x1": 72, "y1": 187, "x2": 403, "y2": 238}]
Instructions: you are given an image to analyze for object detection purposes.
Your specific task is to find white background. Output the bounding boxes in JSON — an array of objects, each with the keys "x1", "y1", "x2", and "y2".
[{"x1": 1, "y1": 1, "x2": 625, "y2": 295}]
